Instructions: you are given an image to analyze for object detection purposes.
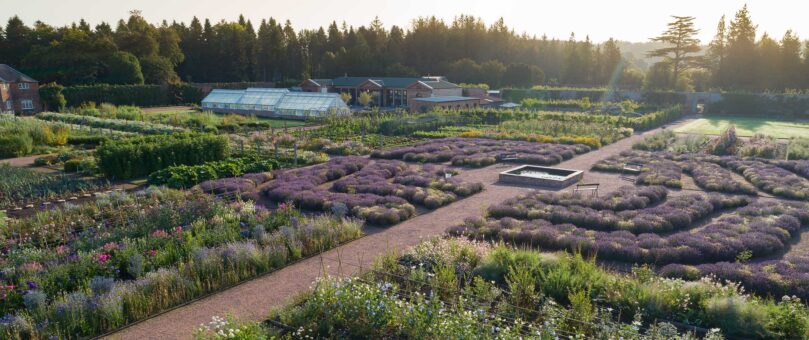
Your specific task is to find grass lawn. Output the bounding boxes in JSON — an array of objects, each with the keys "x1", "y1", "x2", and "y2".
[{"x1": 673, "y1": 115, "x2": 809, "y2": 139}]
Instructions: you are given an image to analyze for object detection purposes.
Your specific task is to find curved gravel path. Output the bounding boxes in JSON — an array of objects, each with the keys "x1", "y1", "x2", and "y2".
[{"x1": 105, "y1": 121, "x2": 689, "y2": 340}]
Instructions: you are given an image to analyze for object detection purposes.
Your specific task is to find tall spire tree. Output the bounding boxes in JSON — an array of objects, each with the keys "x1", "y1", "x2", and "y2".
[
  {"x1": 647, "y1": 15, "x2": 702, "y2": 86},
  {"x1": 725, "y1": 4, "x2": 758, "y2": 89},
  {"x1": 706, "y1": 15, "x2": 727, "y2": 87}
]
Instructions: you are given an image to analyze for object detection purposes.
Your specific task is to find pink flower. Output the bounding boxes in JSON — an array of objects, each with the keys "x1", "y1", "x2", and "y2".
[
  {"x1": 94, "y1": 253, "x2": 111, "y2": 264},
  {"x1": 151, "y1": 230, "x2": 168, "y2": 238},
  {"x1": 102, "y1": 242, "x2": 118, "y2": 251},
  {"x1": 278, "y1": 202, "x2": 288, "y2": 210},
  {"x1": 21, "y1": 262, "x2": 44, "y2": 272},
  {"x1": 146, "y1": 249, "x2": 158, "y2": 257},
  {"x1": 56, "y1": 245, "x2": 70, "y2": 255}
]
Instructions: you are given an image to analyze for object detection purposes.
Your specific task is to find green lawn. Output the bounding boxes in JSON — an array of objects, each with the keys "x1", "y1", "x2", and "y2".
[{"x1": 673, "y1": 115, "x2": 809, "y2": 139}]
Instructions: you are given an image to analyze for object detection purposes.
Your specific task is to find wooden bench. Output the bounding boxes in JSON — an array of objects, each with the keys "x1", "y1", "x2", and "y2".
[
  {"x1": 573, "y1": 183, "x2": 600, "y2": 197},
  {"x1": 621, "y1": 162, "x2": 643, "y2": 181},
  {"x1": 497, "y1": 153, "x2": 519, "y2": 162}
]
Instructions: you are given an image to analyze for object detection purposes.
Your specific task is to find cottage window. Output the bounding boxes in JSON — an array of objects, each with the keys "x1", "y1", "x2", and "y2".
[
  {"x1": 5, "y1": 101, "x2": 11, "y2": 110},
  {"x1": 18, "y1": 83, "x2": 30, "y2": 90},
  {"x1": 21, "y1": 99, "x2": 34, "y2": 110}
]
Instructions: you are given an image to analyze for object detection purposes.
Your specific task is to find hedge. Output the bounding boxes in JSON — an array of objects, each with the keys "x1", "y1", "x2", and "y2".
[
  {"x1": 96, "y1": 133, "x2": 230, "y2": 179},
  {"x1": 706, "y1": 92, "x2": 809, "y2": 116},
  {"x1": 502, "y1": 88, "x2": 686, "y2": 107},
  {"x1": 62, "y1": 84, "x2": 204, "y2": 107}
]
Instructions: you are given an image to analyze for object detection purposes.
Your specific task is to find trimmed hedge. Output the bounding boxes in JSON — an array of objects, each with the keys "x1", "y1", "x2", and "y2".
[
  {"x1": 62, "y1": 84, "x2": 204, "y2": 107},
  {"x1": 707, "y1": 92, "x2": 809, "y2": 116},
  {"x1": 96, "y1": 133, "x2": 229, "y2": 179}
]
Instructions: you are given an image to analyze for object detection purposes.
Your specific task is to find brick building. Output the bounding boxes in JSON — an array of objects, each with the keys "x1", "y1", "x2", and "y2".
[
  {"x1": 0, "y1": 64, "x2": 41, "y2": 115},
  {"x1": 300, "y1": 76, "x2": 464, "y2": 110},
  {"x1": 410, "y1": 96, "x2": 481, "y2": 113}
]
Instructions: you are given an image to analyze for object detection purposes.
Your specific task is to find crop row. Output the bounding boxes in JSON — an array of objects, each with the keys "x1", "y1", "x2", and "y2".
[
  {"x1": 662, "y1": 253, "x2": 809, "y2": 301},
  {"x1": 37, "y1": 112, "x2": 182, "y2": 135},
  {"x1": 724, "y1": 159, "x2": 809, "y2": 200},
  {"x1": 452, "y1": 199, "x2": 807, "y2": 265},
  {"x1": 681, "y1": 161, "x2": 758, "y2": 195},
  {"x1": 0, "y1": 164, "x2": 110, "y2": 210},
  {"x1": 371, "y1": 137, "x2": 590, "y2": 167},
  {"x1": 260, "y1": 157, "x2": 483, "y2": 225},
  {"x1": 487, "y1": 186, "x2": 749, "y2": 234}
]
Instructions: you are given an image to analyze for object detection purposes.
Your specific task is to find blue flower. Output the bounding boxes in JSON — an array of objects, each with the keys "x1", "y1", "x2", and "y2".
[{"x1": 26, "y1": 280, "x2": 38, "y2": 290}]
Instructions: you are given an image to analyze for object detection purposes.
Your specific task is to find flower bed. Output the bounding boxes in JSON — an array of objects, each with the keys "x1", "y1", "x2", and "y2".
[
  {"x1": 725, "y1": 159, "x2": 809, "y2": 200},
  {"x1": 661, "y1": 255, "x2": 809, "y2": 301},
  {"x1": 486, "y1": 187, "x2": 749, "y2": 234},
  {"x1": 636, "y1": 159, "x2": 682, "y2": 188},
  {"x1": 771, "y1": 159, "x2": 809, "y2": 179},
  {"x1": 333, "y1": 161, "x2": 483, "y2": 209},
  {"x1": 682, "y1": 161, "x2": 758, "y2": 195},
  {"x1": 0, "y1": 187, "x2": 363, "y2": 338},
  {"x1": 37, "y1": 112, "x2": 183, "y2": 135},
  {"x1": 372, "y1": 137, "x2": 590, "y2": 167},
  {"x1": 261, "y1": 236, "x2": 809, "y2": 339},
  {"x1": 261, "y1": 157, "x2": 483, "y2": 226},
  {"x1": 452, "y1": 200, "x2": 807, "y2": 265},
  {"x1": 591, "y1": 150, "x2": 684, "y2": 188},
  {"x1": 0, "y1": 163, "x2": 110, "y2": 210}
]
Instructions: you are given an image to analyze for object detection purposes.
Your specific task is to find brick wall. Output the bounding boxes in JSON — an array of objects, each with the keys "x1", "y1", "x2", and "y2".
[{"x1": 9, "y1": 81, "x2": 41, "y2": 114}]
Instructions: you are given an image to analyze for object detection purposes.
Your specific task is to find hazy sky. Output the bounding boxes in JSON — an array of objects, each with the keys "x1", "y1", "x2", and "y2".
[{"x1": 2, "y1": 0, "x2": 808, "y2": 43}]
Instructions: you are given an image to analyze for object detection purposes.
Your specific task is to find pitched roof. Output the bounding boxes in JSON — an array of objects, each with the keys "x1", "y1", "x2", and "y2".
[
  {"x1": 0, "y1": 64, "x2": 37, "y2": 83},
  {"x1": 413, "y1": 96, "x2": 479, "y2": 103},
  {"x1": 330, "y1": 76, "x2": 460, "y2": 89},
  {"x1": 420, "y1": 80, "x2": 460, "y2": 89},
  {"x1": 309, "y1": 79, "x2": 333, "y2": 87}
]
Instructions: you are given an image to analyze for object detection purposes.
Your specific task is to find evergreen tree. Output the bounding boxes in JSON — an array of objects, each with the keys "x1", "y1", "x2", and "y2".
[
  {"x1": 706, "y1": 15, "x2": 727, "y2": 87},
  {"x1": 647, "y1": 15, "x2": 701, "y2": 88},
  {"x1": 3, "y1": 16, "x2": 32, "y2": 66},
  {"x1": 756, "y1": 33, "x2": 780, "y2": 90},
  {"x1": 725, "y1": 5, "x2": 758, "y2": 89},
  {"x1": 779, "y1": 30, "x2": 803, "y2": 89}
]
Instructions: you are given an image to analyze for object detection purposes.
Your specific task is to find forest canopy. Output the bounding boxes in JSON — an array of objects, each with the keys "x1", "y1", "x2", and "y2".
[{"x1": 1, "y1": 6, "x2": 807, "y2": 92}]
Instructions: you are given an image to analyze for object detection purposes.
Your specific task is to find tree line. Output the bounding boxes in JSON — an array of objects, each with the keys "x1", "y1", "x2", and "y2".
[{"x1": 1, "y1": 6, "x2": 807, "y2": 92}]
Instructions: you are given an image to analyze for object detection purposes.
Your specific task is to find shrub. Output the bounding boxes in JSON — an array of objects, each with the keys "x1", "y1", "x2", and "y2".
[
  {"x1": 96, "y1": 133, "x2": 230, "y2": 179},
  {"x1": 149, "y1": 155, "x2": 279, "y2": 188},
  {"x1": 0, "y1": 133, "x2": 34, "y2": 158}
]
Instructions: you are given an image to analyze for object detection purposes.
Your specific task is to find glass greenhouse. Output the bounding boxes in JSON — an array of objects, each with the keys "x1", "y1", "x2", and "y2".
[{"x1": 201, "y1": 88, "x2": 350, "y2": 118}]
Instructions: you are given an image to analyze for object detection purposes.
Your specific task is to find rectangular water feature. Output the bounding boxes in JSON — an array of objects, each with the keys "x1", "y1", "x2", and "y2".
[{"x1": 499, "y1": 165, "x2": 583, "y2": 188}]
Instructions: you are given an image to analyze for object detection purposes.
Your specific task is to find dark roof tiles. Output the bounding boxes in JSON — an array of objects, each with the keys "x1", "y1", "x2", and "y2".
[{"x1": 0, "y1": 64, "x2": 37, "y2": 83}]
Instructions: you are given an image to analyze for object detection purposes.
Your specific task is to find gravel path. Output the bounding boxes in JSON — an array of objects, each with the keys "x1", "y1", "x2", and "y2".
[
  {"x1": 105, "y1": 122, "x2": 687, "y2": 340},
  {"x1": 0, "y1": 154, "x2": 57, "y2": 171}
]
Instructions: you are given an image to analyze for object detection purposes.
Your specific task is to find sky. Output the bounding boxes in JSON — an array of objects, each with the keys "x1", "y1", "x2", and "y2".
[{"x1": 2, "y1": 0, "x2": 808, "y2": 43}]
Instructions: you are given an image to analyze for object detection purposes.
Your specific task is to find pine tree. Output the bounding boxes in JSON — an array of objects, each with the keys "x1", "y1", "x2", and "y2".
[
  {"x1": 779, "y1": 30, "x2": 803, "y2": 89},
  {"x1": 756, "y1": 33, "x2": 780, "y2": 90},
  {"x1": 725, "y1": 5, "x2": 758, "y2": 89},
  {"x1": 647, "y1": 16, "x2": 701, "y2": 88},
  {"x1": 707, "y1": 15, "x2": 727, "y2": 87}
]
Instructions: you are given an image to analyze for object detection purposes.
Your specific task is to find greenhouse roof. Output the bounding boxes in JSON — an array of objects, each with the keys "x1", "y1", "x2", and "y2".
[
  {"x1": 201, "y1": 89, "x2": 244, "y2": 104},
  {"x1": 276, "y1": 92, "x2": 345, "y2": 111},
  {"x1": 236, "y1": 88, "x2": 290, "y2": 107}
]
